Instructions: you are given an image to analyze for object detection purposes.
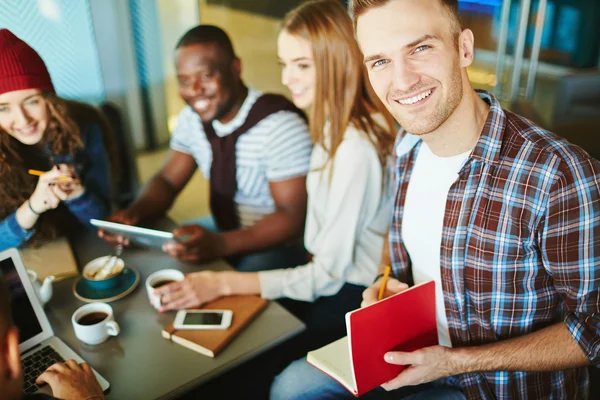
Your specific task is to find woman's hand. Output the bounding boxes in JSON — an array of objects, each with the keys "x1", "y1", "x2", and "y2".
[
  {"x1": 28, "y1": 166, "x2": 73, "y2": 214},
  {"x1": 17, "y1": 166, "x2": 74, "y2": 230},
  {"x1": 55, "y1": 163, "x2": 85, "y2": 200},
  {"x1": 154, "y1": 271, "x2": 230, "y2": 311}
]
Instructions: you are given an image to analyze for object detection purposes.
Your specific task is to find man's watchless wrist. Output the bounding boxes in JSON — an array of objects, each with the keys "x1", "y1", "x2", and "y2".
[
  {"x1": 218, "y1": 231, "x2": 236, "y2": 258},
  {"x1": 448, "y1": 346, "x2": 475, "y2": 375}
]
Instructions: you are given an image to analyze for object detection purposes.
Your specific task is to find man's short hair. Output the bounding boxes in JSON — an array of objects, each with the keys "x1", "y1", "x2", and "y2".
[
  {"x1": 352, "y1": 0, "x2": 461, "y2": 34},
  {"x1": 0, "y1": 273, "x2": 13, "y2": 336},
  {"x1": 175, "y1": 25, "x2": 235, "y2": 61}
]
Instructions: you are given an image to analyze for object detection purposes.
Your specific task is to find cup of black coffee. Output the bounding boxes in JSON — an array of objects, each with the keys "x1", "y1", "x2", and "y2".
[
  {"x1": 72, "y1": 302, "x2": 120, "y2": 345},
  {"x1": 151, "y1": 279, "x2": 174, "y2": 288},
  {"x1": 78, "y1": 312, "x2": 108, "y2": 325},
  {"x1": 145, "y1": 269, "x2": 184, "y2": 310}
]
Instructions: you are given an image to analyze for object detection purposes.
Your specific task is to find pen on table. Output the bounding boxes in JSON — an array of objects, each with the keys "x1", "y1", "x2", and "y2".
[
  {"x1": 28, "y1": 169, "x2": 71, "y2": 181},
  {"x1": 377, "y1": 265, "x2": 392, "y2": 301}
]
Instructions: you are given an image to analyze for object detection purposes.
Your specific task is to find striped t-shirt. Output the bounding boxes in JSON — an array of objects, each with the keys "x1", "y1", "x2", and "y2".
[{"x1": 170, "y1": 88, "x2": 312, "y2": 227}]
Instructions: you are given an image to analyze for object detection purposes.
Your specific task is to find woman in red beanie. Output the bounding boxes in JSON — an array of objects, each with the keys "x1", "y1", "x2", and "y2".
[{"x1": 0, "y1": 29, "x2": 113, "y2": 250}]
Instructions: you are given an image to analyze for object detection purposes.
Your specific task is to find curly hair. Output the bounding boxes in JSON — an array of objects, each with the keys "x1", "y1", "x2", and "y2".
[{"x1": 0, "y1": 92, "x2": 86, "y2": 246}]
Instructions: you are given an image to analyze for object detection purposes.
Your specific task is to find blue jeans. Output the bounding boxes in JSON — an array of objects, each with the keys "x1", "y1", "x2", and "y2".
[
  {"x1": 271, "y1": 358, "x2": 466, "y2": 400},
  {"x1": 188, "y1": 216, "x2": 308, "y2": 272}
]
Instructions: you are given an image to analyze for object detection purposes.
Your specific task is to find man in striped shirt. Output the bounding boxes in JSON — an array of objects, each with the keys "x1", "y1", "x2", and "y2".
[
  {"x1": 102, "y1": 26, "x2": 312, "y2": 272},
  {"x1": 353, "y1": 0, "x2": 600, "y2": 399}
]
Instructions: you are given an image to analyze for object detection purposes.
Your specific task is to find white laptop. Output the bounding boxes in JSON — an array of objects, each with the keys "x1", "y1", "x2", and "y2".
[{"x1": 0, "y1": 248, "x2": 110, "y2": 396}]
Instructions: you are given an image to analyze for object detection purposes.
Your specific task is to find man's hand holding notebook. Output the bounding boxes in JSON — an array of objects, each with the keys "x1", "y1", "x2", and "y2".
[{"x1": 307, "y1": 280, "x2": 438, "y2": 397}]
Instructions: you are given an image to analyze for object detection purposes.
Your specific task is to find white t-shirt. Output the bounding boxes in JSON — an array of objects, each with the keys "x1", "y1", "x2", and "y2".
[
  {"x1": 259, "y1": 123, "x2": 394, "y2": 301},
  {"x1": 402, "y1": 142, "x2": 470, "y2": 348},
  {"x1": 170, "y1": 88, "x2": 312, "y2": 227}
]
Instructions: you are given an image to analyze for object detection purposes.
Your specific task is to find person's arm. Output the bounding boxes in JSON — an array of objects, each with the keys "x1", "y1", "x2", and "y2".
[
  {"x1": 381, "y1": 322, "x2": 588, "y2": 390},
  {"x1": 461, "y1": 323, "x2": 589, "y2": 371},
  {"x1": 0, "y1": 211, "x2": 35, "y2": 250},
  {"x1": 219, "y1": 111, "x2": 312, "y2": 255},
  {"x1": 381, "y1": 156, "x2": 600, "y2": 390},
  {"x1": 164, "y1": 176, "x2": 307, "y2": 262},
  {"x1": 258, "y1": 139, "x2": 386, "y2": 301},
  {"x1": 99, "y1": 150, "x2": 197, "y2": 244},
  {"x1": 220, "y1": 176, "x2": 307, "y2": 255},
  {"x1": 125, "y1": 150, "x2": 197, "y2": 221},
  {"x1": 0, "y1": 168, "x2": 70, "y2": 251},
  {"x1": 156, "y1": 270, "x2": 260, "y2": 311},
  {"x1": 99, "y1": 107, "x2": 198, "y2": 244},
  {"x1": 538, "y1": 157, "x2": 600, "y2": 368}
]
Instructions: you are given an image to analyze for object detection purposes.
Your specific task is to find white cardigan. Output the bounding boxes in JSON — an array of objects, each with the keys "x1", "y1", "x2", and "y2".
[{"x1": 258, "y1": 123, "x2": 393, "y2": 301}]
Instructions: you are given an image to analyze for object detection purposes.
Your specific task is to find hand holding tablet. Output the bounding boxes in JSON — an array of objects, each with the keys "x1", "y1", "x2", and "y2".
[
  {"x1": 91, "y1": 219, "x2": 174, "y2": 249},
  {"x1": 95, "y1": 217, "x2": 227, "y2": 262},
  {"x1": 96, "y1": 209, "x2": 141, "y2": 246},
  {"x1": 162, "y1": 225, "x2": 227, "y2": 263}
]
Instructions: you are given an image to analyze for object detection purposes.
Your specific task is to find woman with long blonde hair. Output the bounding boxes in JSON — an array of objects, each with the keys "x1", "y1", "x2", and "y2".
[
  {"x1": 272, "y1": 0, "x2": 396, "y2": 306},
  {"x1": 268, "y1": 0, "x2": 397, "y2": 396},
  {"x1": 0, "y1": 29, "x2": 112, "y2": 251}
]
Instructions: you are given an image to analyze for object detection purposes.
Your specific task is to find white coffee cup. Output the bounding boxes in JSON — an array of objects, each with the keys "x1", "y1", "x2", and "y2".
[
  {"x1": 72, "y1": 303, "x2": 120, "y2": 345},
  {"x1": 145, "y1": 269, "x2": 185, "y2": 310}
]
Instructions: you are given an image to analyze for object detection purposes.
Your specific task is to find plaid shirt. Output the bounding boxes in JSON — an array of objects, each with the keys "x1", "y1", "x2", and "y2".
[{"x1": 390, "y1": 91, "x2": 600, "y2": 399}]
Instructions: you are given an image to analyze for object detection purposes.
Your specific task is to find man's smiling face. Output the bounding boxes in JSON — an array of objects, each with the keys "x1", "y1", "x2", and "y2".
[
  {"x1": 356, "y1": 0, "x2": 467, "y2": 135},
  {"x1": 175, "y1": 42, "x2": 240, "y2": 122}
]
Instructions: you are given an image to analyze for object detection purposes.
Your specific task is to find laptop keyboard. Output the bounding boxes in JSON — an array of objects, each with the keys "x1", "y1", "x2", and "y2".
[{"x1": 22, "y1": 345, "x2": 64, "y2": 394}]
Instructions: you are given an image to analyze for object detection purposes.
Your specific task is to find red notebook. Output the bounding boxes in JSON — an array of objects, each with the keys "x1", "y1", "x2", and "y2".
[{"x1": 306, "y1": 281, "x2": 437, "y2": 397}]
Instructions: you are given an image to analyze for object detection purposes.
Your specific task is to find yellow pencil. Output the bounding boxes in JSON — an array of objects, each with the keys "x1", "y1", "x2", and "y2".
[
  {"x1": 377, "y1": 265, "x2": 392, "y2": 301},
  {"x1": 28, "y1": 169, "x2": 71, "y2": 181}
]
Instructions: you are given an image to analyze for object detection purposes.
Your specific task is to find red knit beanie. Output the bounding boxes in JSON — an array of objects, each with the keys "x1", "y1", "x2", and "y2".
[{"x1": 0, "y1": 29, "x2": 54, "y2": 96}]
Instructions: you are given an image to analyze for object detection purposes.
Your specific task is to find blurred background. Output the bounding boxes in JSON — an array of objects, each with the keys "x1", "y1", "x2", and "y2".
[{"x1": 1, "y1": 0, "x2": 599, "y2": 222}]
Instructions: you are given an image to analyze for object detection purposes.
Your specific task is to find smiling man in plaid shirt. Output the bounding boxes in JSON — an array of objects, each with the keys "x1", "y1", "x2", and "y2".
[{"x1": 351, "y1": 0, "x2": 600, "y2": 399}]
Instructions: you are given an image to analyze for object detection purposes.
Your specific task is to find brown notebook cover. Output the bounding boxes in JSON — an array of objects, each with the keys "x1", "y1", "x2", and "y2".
[
  {"x1": 21, "y1": 237, "x2": 78, "y2": 281},
  {"x1": 161, "y1": 295, "x2": 268, "y2": 357}
]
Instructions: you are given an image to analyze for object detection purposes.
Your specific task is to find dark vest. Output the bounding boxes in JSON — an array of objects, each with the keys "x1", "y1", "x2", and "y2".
[{"x1": 202, "y1": 93, "x2": 307, "y2": 231}]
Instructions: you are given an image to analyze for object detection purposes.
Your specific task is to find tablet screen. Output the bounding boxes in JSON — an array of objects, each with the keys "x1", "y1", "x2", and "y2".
[{"x1": 91, "y1": 219, "x2": 174, "y2": 249}]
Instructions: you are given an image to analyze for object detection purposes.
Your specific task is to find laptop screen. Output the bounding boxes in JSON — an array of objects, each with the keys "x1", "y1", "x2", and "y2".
[{"x1": 0, "y1": 258, "x2": 43, "y2": 344}]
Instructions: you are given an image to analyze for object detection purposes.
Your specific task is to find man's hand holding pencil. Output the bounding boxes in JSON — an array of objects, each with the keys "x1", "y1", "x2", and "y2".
[{"x1": 361, "y1": 265, "x2": 409, "y2": 308}]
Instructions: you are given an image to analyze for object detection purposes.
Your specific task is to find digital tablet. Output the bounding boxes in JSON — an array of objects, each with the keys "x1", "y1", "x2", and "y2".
[{"x1": 90, "y1": 219, "x2": 174, "y2": 249}]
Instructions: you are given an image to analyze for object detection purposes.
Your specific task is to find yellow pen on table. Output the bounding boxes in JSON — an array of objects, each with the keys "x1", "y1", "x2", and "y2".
[
  {"x1": 28, "y1": 169, "x2": 71, "y2": 181},
  {"x1": 377, "y1": 265, "x2": 392, "y2": 301}
]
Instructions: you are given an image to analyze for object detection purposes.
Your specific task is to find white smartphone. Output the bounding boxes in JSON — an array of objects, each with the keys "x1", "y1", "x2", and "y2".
[{"x1": 173, "y1": 310, "x2": 233, "y2": 330}]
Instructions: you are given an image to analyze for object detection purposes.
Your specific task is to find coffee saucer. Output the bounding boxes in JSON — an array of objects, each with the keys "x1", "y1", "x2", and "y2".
[{"x1": 73, "y1": 266, "x2": 139, "y2": 303}]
